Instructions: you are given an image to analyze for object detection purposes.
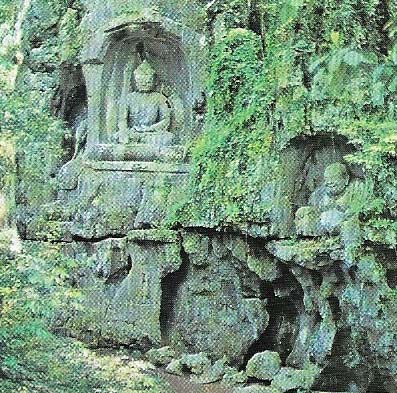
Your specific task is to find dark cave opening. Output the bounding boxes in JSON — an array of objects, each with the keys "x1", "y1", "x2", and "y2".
[
  {"x1": 53, "y1": 65, "x2": 88, "y2": 163},
  {"x1": 312, "y1": 279, "x2": 349, "y2": 392},
  {"x1": 312, "y1": 329, "x2": 354, "y2": 392},
  {"x1": 64, "y1": 83, "x2": 87, "y2": 129},
  {"x1": 386, "y1": 269, "x2": 397, "y2": 289},
  {"x1": 105, "y1": 254, "x2": 133, "y2": 285},
  {"x1": 328, "y1": 295, "x2": 342, "y2": 321},
  {"x1": 367, "y1": 373, "x2": 389, "y2": 393},
  {"x1": 160, "y1": 248, "x2": 190, "y2": 345},
  {"x1": 243, "y1": 267, "x2": 302, "y2": 367},
  {"x1": 55, "y1": 65, "x2": 87, "y2": 125}
]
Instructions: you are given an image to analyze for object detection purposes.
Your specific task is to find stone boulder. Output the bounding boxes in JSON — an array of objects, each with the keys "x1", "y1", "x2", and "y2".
[
  {"x1": 165, "y1": 353, "x2": 211, "y2": 376},
  {"x1": 223, "y1": 370, "x2": 248, "y2": 386},
  {"x1": 165, "y1": 359, "x2": 184, "y2": 376},
  {"x1": 180, "y1": 353, "x2": 211, "y2": 375},
  {"x1": 193, "y1": 357, "x2": 232, "y2": 384},
  {"x1": 246, "y1": 351, "x2": 281, "y2": 381},
  {"x1": 271, "y1": 366, "x2": 319, "y2": 392},
  {"x1": 146, "y1": 346, "x2": 175, "y2": 367}
]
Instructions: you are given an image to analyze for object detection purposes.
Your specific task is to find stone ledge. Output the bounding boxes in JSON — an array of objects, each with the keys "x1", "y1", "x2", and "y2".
[
  {"x1": 84, "y1": 160, "x2": 191, "y2": 174},
  {"x1": 127, "y1": 229, "x2": 180, "y2": 243}
]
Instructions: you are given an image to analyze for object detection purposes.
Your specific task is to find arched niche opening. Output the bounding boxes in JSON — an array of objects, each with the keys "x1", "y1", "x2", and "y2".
[
  {"x1": 287, "y1": 134, "x2": 363, "y2": 208},
  {"x1": 94, "y1": 25, "x2": 191, "y2": 147}
]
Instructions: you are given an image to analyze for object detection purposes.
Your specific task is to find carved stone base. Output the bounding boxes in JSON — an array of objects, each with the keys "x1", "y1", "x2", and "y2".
[{"x1": 84, "y1": 142, "x2": 186, "y2": 163}]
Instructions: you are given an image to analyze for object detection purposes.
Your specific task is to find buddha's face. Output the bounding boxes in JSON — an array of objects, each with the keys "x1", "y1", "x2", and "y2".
[
  {"x1": 135, "y1": 73, "x2": 155, "y2": 93},
  {"x1": 323, "y1": 163, "x2": 349, "y2": 196}
]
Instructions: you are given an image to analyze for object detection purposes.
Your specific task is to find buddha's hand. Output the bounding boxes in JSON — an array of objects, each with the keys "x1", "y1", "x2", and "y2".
[
  {"x1": 133, "y1": 125, "x2": 150, "y2": 133},
  {"x1": 111, "y1": 131, "x2": 120, "y2": 143}
]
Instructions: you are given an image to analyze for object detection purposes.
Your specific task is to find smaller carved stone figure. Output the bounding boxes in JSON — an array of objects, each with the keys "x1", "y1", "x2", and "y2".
[
  {"x1": 295, "y1": 163, "x2": 350, "y2": 236},
  {"x1": 118, "y1": 60, "x2": 174, "y2": 147},
  {"x1": 309, "y1": 162, "x2": 349, "y2": 211}
]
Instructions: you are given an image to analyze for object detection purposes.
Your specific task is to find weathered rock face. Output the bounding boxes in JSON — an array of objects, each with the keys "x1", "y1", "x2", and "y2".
[
  {"x1": 59, "y1": 230, "x2": 183, "y2": 349},
  {"x1": 169, "y1": 233, "x2": 269, "y2": 365},
  {"x1": 246, "y1": 351, "x2": 281, "y2": 381},
  {"x1": 59, "y1": 230, "x2": 270, "y2": 363},
  {"x1": 13, "y1": 1, "x2": 397, "y2": 393},
  {"x1": 20, "y1": 4, "x2": 202, "y2": 241},
  {"x1": 20, "y1": 1, "x2": 268, "y2": 367}
]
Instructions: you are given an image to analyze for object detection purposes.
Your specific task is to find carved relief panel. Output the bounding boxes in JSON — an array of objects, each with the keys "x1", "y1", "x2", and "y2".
[{"x1": 80, "y1": 23, "x2": 198, "y2": 163}]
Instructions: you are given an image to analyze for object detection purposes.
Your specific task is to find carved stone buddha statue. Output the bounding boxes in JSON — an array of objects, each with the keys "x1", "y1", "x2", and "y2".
[
  {"x1": 59, "y1": 58, "x2": 186, "y2": 167},
  {"x1": 309, "y1": 162, "x2": 350, "y2": 212},
  {"x1": 295, "y1": 163, "x2": 351, "y2": 236},
  {"x1": 117, "y1": 60, "x2": 175, "y2": 149}
]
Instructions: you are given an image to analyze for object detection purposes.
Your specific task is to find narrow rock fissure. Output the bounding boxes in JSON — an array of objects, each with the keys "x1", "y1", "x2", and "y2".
[
  {"x1": 242, "y1": 282, "x2": 276, "y2": 367},
  {"x1": 160, "y1": 247, "x2": 190, "y2": 345},
  {"x1": 367, "y1": 372, "x2": 389, "y2": 393},
  {"x1": 71, "y1": 234, "x2": 126, "y2": 243},
  {"x1": 105, "y1": 254, "x2": 133, "y2": 285},
  {"x1": 313, "y1": 289, "x2": 348, "y2": 392},
  {"x1": 312, "y1": 331, "x2": 353, "y2": 392}
]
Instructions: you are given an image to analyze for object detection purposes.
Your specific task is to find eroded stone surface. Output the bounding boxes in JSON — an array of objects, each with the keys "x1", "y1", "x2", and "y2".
[
  {"x1": 271, "y1": 366, "x2": 320, "y2": 392},
  {"x1": 223, "y1": 370, "x2": 248, "y2": 386},
  {"x1": 13, "y1": 2, "x2": 394, "y2": 392},
  {"x1": 61, "y1": 230, "x2": 182, "y2": 349},
  {"x1": 234, "y1": 386, "x2": 281, "y2": 393},
  {"x1": 170, "y1": 233, "x2": 269, "y2": 366},
  {"x1": 193, "y1": 357, "x2": 232, "y2": 384},
  {"x1": 246, "y1": 351, "x2": 281, "y2": 381},
  {"x1": 146, "y1": 346, "x2": 176, "y2": 367}
]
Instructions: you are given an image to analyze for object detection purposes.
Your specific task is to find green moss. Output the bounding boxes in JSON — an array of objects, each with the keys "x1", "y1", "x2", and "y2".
[
  {"x1": 0, "y1": 0, "x2": 18, "y2": 25},
  {"x1": 247, "y1": 255, "x2": 279, "y2": 281},
  {"x1": 3, "y1": 0, "x2": 397, "y2": 386},
  {"x1": 59, "y1": 8, "x2": 86, "y2": 64},
  {"x1": 0, "y1": 237, "x2": 172, "y2": 392},
  {"x1": 268, "y1": 237, "x2": 341, "y2": 266},
  {"x1": 171, "y1": 0, "x2": 397, "y2": 244},
  {"x1": 175, "y1": 28, "x2": 279, "y2": 227},
  {"x1": 0, "y1": 91, "x2": 65, "y2": 210},
  {"x1": 182, "y1": 232, "x2": 205, "y2": 254}
]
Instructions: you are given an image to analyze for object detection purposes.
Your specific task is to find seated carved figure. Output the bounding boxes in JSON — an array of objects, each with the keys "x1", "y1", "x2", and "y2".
[
  {"x1": 118, "y1": 60, "x2": 174, "y2": 148},
  {"x1": 295, "y1": 163, "x2": 350, "y2": 236}
]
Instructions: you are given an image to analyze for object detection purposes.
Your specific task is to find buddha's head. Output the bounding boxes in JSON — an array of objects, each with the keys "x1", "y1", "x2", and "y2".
[
  {"x1": 323, "y1": 162, "x2": 349, "y2": 196},
  {"x1": 134, "y1": 60, "x2": 156, "y2": 92}
]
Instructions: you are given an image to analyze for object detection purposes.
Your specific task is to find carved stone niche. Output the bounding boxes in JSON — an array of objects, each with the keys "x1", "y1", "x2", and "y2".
[{"x1": 81, "y1": 22, "x2": 197, "y2": 164}]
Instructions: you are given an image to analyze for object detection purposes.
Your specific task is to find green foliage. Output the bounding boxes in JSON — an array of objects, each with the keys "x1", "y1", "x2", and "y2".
[
  {"x1": 23, "y1": 0, "x2": 69, "y2": 41},
  {"x1": 0, "y1": 136, "x2": 16, "y2": 225},
  {"x1": 2, "y1": 0, "x2": 397, "y2": 387},
  {"x1": 0, "y1": 91, "x2": 65, "y2": 207},
  {"x1": 0, "y1": 0, "x2": 17, "y2": 25},
  {"x1": 176, "y1": 29, "x2": 279, "y2": 226},
  {"x1": 209, "y1": 0, "x2": 252, "y2": 29},
  {"x1": 0, "y1": 2, "x2": 19, "y2": 90},
  {"x1": 0, "y1": 233, "x2": 171, "y2": 392},
  {"x1": 207, "y1": 28, "x2": 262, "y2": 117},
  {"x1": 170, "y1": 6, "x2": 397, "y2": 376},
  {"x1": 59, "y1": 8, "x2": 85, "y2": 64},
  {"x1": 175, "y1": 0, "x2": 397, "y2": 231},
  {"x1": 363, "y1": 218, "x2": 397, "y2": 247}
]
